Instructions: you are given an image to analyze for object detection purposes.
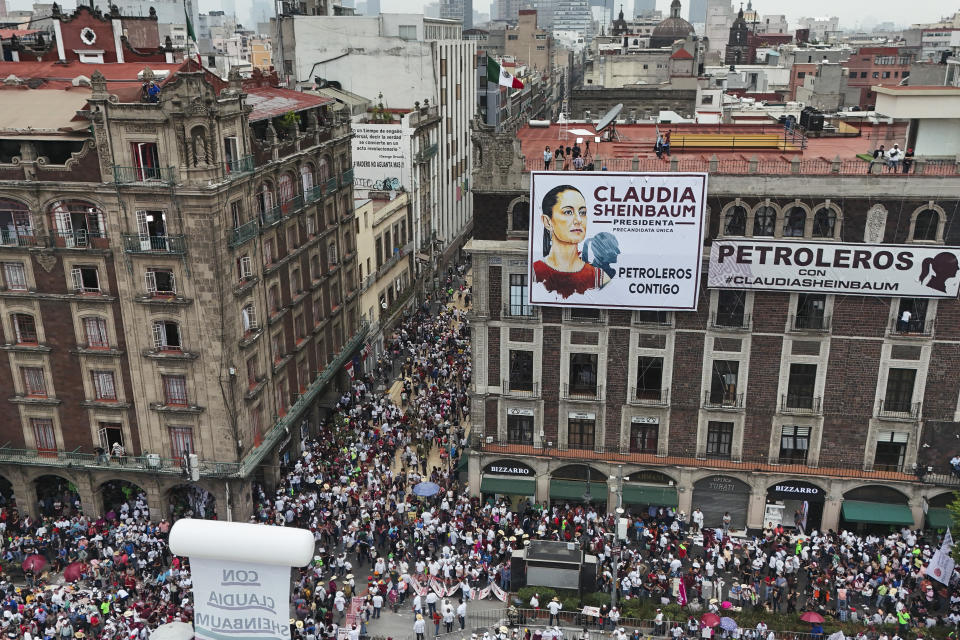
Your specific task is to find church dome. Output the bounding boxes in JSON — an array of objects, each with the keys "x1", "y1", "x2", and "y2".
[{"x1": 650, "y1": 0, "x2": 695, "y2": 48}]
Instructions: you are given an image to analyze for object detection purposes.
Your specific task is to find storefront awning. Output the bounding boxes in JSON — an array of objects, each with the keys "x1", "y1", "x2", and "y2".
[
  {"x1": 481, "y1": 476, "x2": 535, "y2": 496},
  {"x1": 622, "y1": 484, "x2": 678, "y2": 507},
  {"x1": 842, "y1": 500, "x2": 914, "y2": 525},
  {"x1": 550, "y1": 480, "x2": 608, "y2": 501},
  {"x1": 926, "y1": 507, "x2": 953, "y2": 530}
]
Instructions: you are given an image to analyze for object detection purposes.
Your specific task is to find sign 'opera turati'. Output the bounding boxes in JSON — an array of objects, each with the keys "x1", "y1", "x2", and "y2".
[
  {"x1": 709, "y1": 239, "x2": 960, "y2": 298},
  {"x1": 528, "y1": 171, "x2": 708, "y2": 310}
]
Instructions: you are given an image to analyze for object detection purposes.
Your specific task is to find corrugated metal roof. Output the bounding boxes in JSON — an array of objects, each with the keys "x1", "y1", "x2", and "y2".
[{"x1": 245, "y1": 87, "x2": 333, "y2": 122}]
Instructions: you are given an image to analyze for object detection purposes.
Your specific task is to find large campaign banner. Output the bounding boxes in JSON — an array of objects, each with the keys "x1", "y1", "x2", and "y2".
[
  {"x1": 528, "y1": 171, "x2": 708, "y2": 310},
  {"x1": 709, "y1": 239, "x2": 960, "y2": 298}
]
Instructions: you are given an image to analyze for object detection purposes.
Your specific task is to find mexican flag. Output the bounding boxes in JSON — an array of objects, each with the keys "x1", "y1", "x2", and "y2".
[{"x1": 487, "y1": 57, "x2": 524, "y2": 89}]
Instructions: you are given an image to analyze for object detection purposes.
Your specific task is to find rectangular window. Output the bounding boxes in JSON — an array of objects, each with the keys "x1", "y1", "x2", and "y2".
[
  {"x1": 145, "y1": 268, "x2": 176, "y2": 295},
  {"x1": 635, "y1": 310, "x2": 669, "y2": 325},
  {"x1": 237, "y1": 255, "x2": 253, "y2": 281},
  {"x1": 70, "y1": 266, "x2": 100, "y2": 293},
  {"x1": 795, "y1": 293, "x2": 826, "y2": 329},
  {"x1": 246, "y1": 356, "x2": 259, "y2": 387},
  {"x1": 895, "y1": 298, "x2": 928, "y2": 333},
  {"x1": 636, "y1": 356, "x2": 663, "y2": 401},
  {"x1": 263, "y1": 238, "x2": 275, "y2": 265},
  {"x1": 169, "y1": 426, "x2": 194, "y2": 459},
  {"x1": 21, "y1": 366, "x2": 47, "y2": 397},
  {"x1": 224, "y1": 137, "x2": 240, "y2": 172},
  {"x1": 298, "y1": 360, "x2": 309, "y2": 392},
  {"x1": 509, "y1": 273, "x2": 531, "y2": 316},
  {"x1": 152, "y1": 321, "x2": 182, "y2": 351},
  {"x1": 272, "y1": 333, "x2": 283, "y2": 363},
  {"x1": 630, "y1": 422, "x2": 659, "y2": 454},
  {"x1": 12, "y1": 313, "x2": 37, "y2": 344},
  {"x1": 32, "y1": 418, "x2": 57, "y2": 452},
  {"x1": 398, "y1": 24, "x2": 417, "y2": 40},
  {"x1": 98, "y1": 422, "x2": 124, "y2": 452},
  {"x1": 84, "y1": 317, "x2": 109, "y2": 348},
  {"x1": 568, "y1": 353, "x2": 598, "y2": 397},
  {"x1": 874, "y1": 430, "x2": 908, "y2": 471},
  {"x1": 570, "y1": 308, "x2": 600, "y2": 322},
  {"x1": 508, "y1": 350, "x2": 534, "y2": 392},
  {"x1": 276, "y1": 378, "x2": 288, "y2": 415},
  {"x1": 779, "y1": 425, "x2": 810, "y2": 463},
  {"x1": 295, "y1": 314, "x2": 306, "y2": 341},
  {"x1": 507, "y1": 413, "x2": 534, "y2": 445},
  {"x1": 132, "y1": 142, "x2": 161, "y2": 181},
  {"x1": 785, "y1": 363, "x2": 817, "y2": 409},
  {"x1": 706, "y1": 421, "x2": 734, "y2": 459},
  {"x1": 709, "y1": 360, "x2": 740, "y2": 405},
  {"x1": 91, "y1": 370, "x2": 117, "y2": 401},
  {"x1": 715, "y1": 291, "x2": 745, "y2": 327},
  {"x1": 286, "y1": 225, "x2": 298, "y2": 251},
  {"x1": 162, "y1": 374, "x2": 188, "y2": 406},
  {"x1": 883, "y1": 368, "x2": 916, "y2": 414},
  {"x1": 2, "y1": 262, "x2": 26, "y2": 290},
  {"x1": 568, "y1": 416, "x2": 595, "y2": 450}
]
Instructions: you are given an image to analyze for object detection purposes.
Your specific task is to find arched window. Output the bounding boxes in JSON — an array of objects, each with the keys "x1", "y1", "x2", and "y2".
[
  {"x1": 812, "y1": 207, "x2": 838, "y2": 238},
  {"x1": 317, "y1": 156, "x2": 331, "y2": 182},
  {"x1": 783, "y1": 206, "x2": 806, "y2": 237},
  {"x1": 241, "y1": 304, "x2": 258, "y2": 334},
  {"x1": 0, "y1": 199, "x2": 33, "y2": 246},
  {"x1": 753, "y1": 205, "x2": 775, "y2": 236},
  {"x1": 189, "y1": 126, "x2": 208, "y2": 166},
  {"x1": 914, "y1": 209, "x2": 940, "y2": 241},
  {"x1": 49, "y1": 200, "x2": 104, "y2": 248},
  {"x1": 152, "y1": 320, "x2": 182, "y2": 351},
  {"x1": 278, "y1": 173, "x2": 295, "y2": 204},
  {"x1": 723, "y1": 204, "x2": 747, "y2": 236},
  {"x1": 300, "y1": 164, "x2": 315, "y2": 193},
  {"x1": 510, "y1": 199, "x2": 530, "y2": 232},
  {"x1": 256, "y1": 183, "x2": 274, "y2": 217}
]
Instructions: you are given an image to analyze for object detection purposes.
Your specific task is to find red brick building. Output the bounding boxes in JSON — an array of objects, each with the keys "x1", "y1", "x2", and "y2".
[
  {"x1": 466, "y1": 120, "x2": 960, "y2": 534},
  {"x1": 844, "y1": 46, "x2": 913, "y2": 109}
]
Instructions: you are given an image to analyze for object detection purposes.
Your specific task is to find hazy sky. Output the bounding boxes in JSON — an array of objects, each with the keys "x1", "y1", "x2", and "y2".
[{"x1": 6, "y1": 0, "x2": 953, "y2": 31}]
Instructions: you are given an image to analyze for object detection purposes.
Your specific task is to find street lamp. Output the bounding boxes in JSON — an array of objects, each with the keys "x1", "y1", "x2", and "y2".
[{"x1": 611, "y1": 465, "x2": 627, "y2": 611}]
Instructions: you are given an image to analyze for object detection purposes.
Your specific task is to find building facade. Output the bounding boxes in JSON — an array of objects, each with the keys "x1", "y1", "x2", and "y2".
[
  {"x1": 465, "y1": 120, "x2": 960, "y2": 534},
  {"x1": 0, "y1": 62, "x2": 363, "y2": 522}
]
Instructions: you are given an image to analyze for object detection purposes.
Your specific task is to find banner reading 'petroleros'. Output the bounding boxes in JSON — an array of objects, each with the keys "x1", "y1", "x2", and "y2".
[
  {"x1": 709, "y1": 239, "x2": 960, "y2": 298},
  {"x1": 528, "y1": 171, "x2": 708, "y2": 310}
]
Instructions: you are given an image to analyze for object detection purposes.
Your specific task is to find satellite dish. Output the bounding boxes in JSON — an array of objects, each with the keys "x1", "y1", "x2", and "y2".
[{"x1": 595, "y1": 103, "x2": 623, "y2": 132}]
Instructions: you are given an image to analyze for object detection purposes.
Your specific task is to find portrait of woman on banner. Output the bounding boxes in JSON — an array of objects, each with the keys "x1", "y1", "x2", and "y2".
[{"x1": 533, "y1": 185, "x2": 615, "y2": 299}]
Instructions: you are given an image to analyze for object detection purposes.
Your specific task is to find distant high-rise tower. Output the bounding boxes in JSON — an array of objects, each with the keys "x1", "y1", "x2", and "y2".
[
  {"x1": 687, "y1": 0, "x2": 706, "y2": 23},
  {"x1": 366, "y1": 0, "x2": 380, "y2": 14},
  {"x1": 633, "y1": 0, "x2": 655, "y2": 17},
  {"x1": 440, "y1": 0, "x2": 473, "y2": 28},
  {"x1": 0, "y1": 0, "x2": 7, "y2": 18}
]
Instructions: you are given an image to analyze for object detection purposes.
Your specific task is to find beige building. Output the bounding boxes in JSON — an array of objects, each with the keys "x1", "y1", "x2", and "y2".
[
  {"x1": 356, "y1": 192, "x2": 414, "y2": 358},
  {"x1": 504, "y1": 9, "x2": 553, "y2": 73}
]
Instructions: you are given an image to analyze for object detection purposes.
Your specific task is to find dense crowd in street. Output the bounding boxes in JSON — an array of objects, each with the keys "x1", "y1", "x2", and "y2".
[{"x1": 0, "y1": 262, "x2": 956, "y2": 640}]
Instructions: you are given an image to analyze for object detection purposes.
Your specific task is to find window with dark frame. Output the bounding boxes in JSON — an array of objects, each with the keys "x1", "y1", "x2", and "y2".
[
  {"x1": 509, "y1": 274, "x2": 531, "y2": 316},
  {"x1": 896, "y1": 298, "x2": 928, "y2": 333},
  {"x1": 709, "y1": 360, "x2": 739, "y2": 405},
  {"x1": 568, "y1": 416, "x2": 595, "y2": 450},
  {"x1": 913, "y1": 209, "x2": 940, "y2": 241},
  {"x1": 635, "y1": 310, "x2": 669, "y2": 324},
  {"x1": 812, "y1": 207, "x2": 837, "y2": 238},
  {"x1": 723, "y1": 205, "x2": 747, "y2": 236},
  {"x1": 795, "y1": 293, "x2": 826, "y2": 329},
  {"x1": 507, "y1": 413, "x2": 534, "y2": 444},
  {"x1": 636, "y1": 356, "x2": 663, "y2": 400},
  {"x1": 21, "y1": 366, "x2": 47, "y2": 397},
  {"x1": 715, "y1": 290, "x2": 745, "y2": 327},
  {"x1": 786, "y1": 363, "x2": 817, "y2": 409},
  {"x1": 783, "y1": 206, "x2": 806, "y2": 237},
  {"x1": 169, "y1": 425, "x2": 194, "y2": 459},
  {"x1": 779, "y1": 425, "x2": 810, "y2": 463},
  {"x1": 152, "y1": 321, "x2": 182, "y2": 351},
  {"x1": 32, "y1": 418, "x2": 57, "y2": 452},
  {"x1": 12, "y1": 313, "x2": 37, "y2": 344},
  {"x1": 630, "y1": 422, "x2": 659, "y2": 453},
  {"x1": 84, "y1": 316, "x2": 109, "y2": 348},
  {"x1": 884, "y1": 368, "x2": 916, "y2": 413},
  {"x1": 874, "y1": 430, "x2": 907, "y2": 471},
  {"x1": 753, "y1": 206, "x2": 776, "y2": 236},
  {"x1": 508, "y1": 350, "x2": 534, "y2": 391},
  {"x1": 569, "y1": 353, "x2": 598, "y2": 396},
  {"x1": 91, "y1": 370, "x2": 117, "y2": 401},
  {"x1": 162, "y1": 374, "x2": 188, "y2": 406},
  {"x1": 705, "y1": 421, "x2": 734, "y2": 459}
]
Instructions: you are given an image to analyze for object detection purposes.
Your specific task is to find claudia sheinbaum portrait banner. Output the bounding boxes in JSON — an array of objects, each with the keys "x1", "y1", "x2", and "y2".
[{"x1": 528, "y1": 171, "x2": 708, "y2": 310}]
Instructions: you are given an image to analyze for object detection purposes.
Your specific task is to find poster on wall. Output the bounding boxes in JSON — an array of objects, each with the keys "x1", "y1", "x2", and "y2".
[
  {"x1": 709, "y1": 239, "x2": 960, "y2": 298},
  {"x1": 351, "y1": 124, "x2": 410, "y2": 192},
  {"x1": 528, "y1": 171, "x2": 708, "y2": 310}
]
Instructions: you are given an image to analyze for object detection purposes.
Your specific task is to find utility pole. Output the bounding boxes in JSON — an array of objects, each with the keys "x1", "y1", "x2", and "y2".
[{"x1": 611, "y1": 464, "x2": 624, "y2": 611}]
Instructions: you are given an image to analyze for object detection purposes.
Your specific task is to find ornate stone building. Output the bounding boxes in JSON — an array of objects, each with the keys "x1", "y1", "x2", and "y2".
[{"x1": 0, "y1": 61, "x2": 363, "y2": 521}]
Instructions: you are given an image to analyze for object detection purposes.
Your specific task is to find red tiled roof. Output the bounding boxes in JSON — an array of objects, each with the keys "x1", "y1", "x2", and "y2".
[
  {"x1": 669, "y1": 48, "x2": 693, "y2": 60},
  {"x1": 0, "y1": 29, "x2": 41, "y2": 38},
  {"x1": 0, "y1": 60, "x2": 183, "y2": 86},
  {"x1": 244, "y1": 87, "x2": 333, "y2": 122}
]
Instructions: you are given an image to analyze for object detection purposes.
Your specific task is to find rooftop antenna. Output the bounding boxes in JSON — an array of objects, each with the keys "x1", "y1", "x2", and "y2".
[{"x1": 595, "y1": 102, "x2": 623, "y2": 142}]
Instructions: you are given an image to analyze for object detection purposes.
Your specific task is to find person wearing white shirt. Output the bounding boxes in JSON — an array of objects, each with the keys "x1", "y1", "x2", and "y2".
[
  {"x1": 413, "y1": 615, "x2": 426, "y2": 640},
  {"x1": 547, "y1": 597, "x2": 562, "y2": 626}
]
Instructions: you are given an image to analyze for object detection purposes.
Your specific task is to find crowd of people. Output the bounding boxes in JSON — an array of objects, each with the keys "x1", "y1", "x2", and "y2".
[{"x1": 0, "y1": 260, "x2": 956, "y2": 640}]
